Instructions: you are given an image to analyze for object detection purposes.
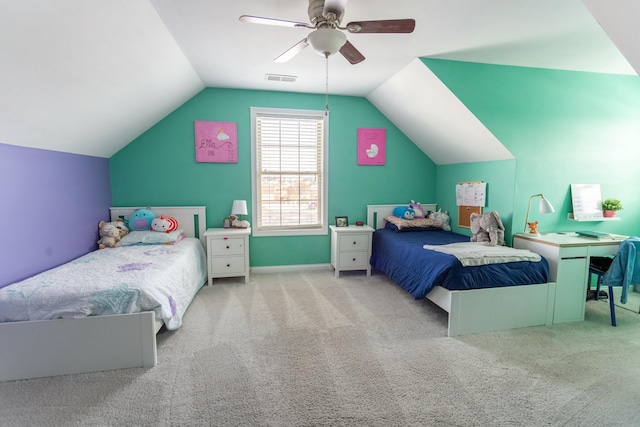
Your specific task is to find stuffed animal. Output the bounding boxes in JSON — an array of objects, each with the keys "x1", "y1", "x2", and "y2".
[
  {"x1": 409, "y1": 200, "x2": 425, "y2": 218},
  {"x1": 229, "y1": 214, "x2": 250, "y2": 229},
  {"x1": 429, "y1": 209, "x2": 451, "y2": 231},
  {"x1": 151, "y1": 215, "x2": 178, "y2": 233},
  {"x1": 112, "y1": 220, "x2": 129, "y2": 239},
  {"x1": 128, "y1": 208, "x2": 156, "y2": 231},
  {"x1": 97, "y1": 220, "x2": 122, "y2": 249},
  {"x1": 393, "y1": 206, "x2": 415, "y2": 220},
  {"x1": 527, "y1": 221, "x2": 539, "y2": 234},
  {"x1": 469, "y1": 211, "x2": 505, "y2": 246}
]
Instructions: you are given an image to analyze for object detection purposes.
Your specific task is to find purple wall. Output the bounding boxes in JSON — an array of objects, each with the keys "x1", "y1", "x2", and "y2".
[{"x1": 0, "y1": 143, "x2": 111, "y2": 288}]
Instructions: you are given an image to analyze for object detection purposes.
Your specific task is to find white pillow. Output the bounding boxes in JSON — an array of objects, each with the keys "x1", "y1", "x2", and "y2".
[{"x1": 117, "y1": 230, "x2": 185, "y2": 246}]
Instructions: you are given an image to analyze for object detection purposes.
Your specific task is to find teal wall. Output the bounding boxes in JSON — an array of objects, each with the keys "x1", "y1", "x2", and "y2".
[
  {"x1": 425, "y1": 59, "x2": 640, "y2": 241},
  {"x1": 436, "y1": 160, "x2": 516, "y2": 239},
  {"x1": 110, "y1": 88, "x2": 437, "y2": 267}
]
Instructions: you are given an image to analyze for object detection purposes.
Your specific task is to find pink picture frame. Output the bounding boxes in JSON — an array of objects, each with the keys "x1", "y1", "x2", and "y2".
[
  {"x1": 194, "y1": 121, "x2": 238, "y2": 163},
  {"x1": 357, "y1": 128, "x2": 386, "y2": 165}
]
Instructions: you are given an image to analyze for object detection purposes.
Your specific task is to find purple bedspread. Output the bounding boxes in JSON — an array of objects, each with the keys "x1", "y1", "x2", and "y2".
[{"x1": 370, "y1": 229, "x2": 549, "y2": 299}]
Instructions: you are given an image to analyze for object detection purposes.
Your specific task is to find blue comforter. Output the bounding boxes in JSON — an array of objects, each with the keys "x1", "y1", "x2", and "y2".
[{"x1": 370, "y1": 228, "x2": 549, "y2": 299}]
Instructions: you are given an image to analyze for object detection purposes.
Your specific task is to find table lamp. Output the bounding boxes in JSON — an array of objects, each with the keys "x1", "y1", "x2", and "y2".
[
  {"x1": 524, "y1": 193, "x2": 555, "y2": 235},
  {"x1": 231, "y1": 200, "x2": 249, "y2": 228}
]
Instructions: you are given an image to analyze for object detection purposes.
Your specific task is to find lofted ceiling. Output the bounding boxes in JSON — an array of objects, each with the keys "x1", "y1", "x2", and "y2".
[{"x1": 0, "y1": 1, "x2": 638, "y2": 161}]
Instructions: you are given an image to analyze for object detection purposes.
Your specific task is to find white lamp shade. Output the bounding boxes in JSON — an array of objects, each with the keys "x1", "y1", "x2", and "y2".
[
  {"x1": 538, "y1": 197, "x2": 555, "y2": 214},
  {"x1": 231, "y1": 200, "x2": 248, "y2": 216},
  {"x1": 307, "y1": 28, "x2": 347, "y2": 56}
]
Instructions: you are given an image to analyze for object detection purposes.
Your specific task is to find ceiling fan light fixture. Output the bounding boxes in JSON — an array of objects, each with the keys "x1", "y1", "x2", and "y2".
[{"x1": 307, "y1": 28, "x2": 347, "y2": 56}]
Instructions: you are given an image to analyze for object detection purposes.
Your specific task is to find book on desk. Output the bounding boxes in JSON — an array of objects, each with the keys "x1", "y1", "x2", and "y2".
[{"x1": 576, "y1": 231, "x2": 613, "y2": 239}]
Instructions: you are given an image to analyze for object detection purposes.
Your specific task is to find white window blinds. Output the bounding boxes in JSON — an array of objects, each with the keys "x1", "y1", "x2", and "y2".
[{"x1": 252, "y1": 108, "x2": 327, "y2": 235}]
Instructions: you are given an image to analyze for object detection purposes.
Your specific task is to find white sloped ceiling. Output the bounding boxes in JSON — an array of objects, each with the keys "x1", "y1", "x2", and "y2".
[
  {"x1": 0, "y1": 0, "x2": 203, "y2": 158},
  {"x1": 1, "y1": 1, "x2": 637, "y2": 161},
  {"x1": 368, "y1": 59, "x2": 514, "y2": 165}
]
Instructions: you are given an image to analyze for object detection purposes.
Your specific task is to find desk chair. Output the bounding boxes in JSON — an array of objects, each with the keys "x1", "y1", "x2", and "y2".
[
  {"x1": 589, "y1": 256, "x2": 616, "y2": 326},
  {"x1": 599, "y1": 237, "x2": 640, "y2": 327}
]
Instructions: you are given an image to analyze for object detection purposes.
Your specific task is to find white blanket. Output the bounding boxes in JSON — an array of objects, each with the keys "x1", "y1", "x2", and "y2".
[
  {"x1": 423, "y1": 242, "x2": 542, "y2": 267},
  {"x1": 0, "y1": 238, "x2": 206, "y2": 330}
]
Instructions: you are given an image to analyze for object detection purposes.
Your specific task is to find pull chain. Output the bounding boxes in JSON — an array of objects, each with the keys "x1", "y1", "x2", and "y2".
[{"x1": 325, "y1": 53, "x2": 329, "y2": 115}]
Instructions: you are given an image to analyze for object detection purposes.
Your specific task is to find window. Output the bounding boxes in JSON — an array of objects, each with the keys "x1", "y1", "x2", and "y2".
[{"x1": 251, "y1": 107, "x2": 328, "y2": 237}]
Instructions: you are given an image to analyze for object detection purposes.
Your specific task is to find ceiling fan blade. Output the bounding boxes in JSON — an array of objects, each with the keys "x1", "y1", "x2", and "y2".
[
  {"x1": 274, "y1": 39, "x2": 309, "y2": 63},
  {"x1": 323, "y1": 0, "x2": 348, "y2": 17},
  {"x1": 239, "y1": 15, "x2": 311, "y2": 29},
  {"x1": 339, "y1": 41, "x2": 365, "y2": 64},
  {"x1": 346, "y1": 19, "x2": 415, "y2": 34}
]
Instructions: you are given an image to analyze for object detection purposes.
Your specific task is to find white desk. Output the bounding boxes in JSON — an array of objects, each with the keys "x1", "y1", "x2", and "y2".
[{"x1": 513, "y1": 233, "x2": 626, "y2": 323}]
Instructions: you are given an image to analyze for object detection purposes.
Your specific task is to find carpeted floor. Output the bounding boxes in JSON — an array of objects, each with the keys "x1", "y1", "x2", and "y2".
[{"x1": 2, "y1": 270, "x2": 640, "y2": 426}]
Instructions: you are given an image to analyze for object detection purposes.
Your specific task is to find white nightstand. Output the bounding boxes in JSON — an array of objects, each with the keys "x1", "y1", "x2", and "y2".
[
  {"x1": 330, "y1": 225, "x2": 374, "y2": 278},
  {"x1": 204, "y1": 228, "x2": 251, "y2": 285}
]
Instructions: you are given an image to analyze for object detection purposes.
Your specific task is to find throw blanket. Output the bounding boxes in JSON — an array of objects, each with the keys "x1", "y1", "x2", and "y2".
[{"x1": 423, "y1": 242, "x2": 542, "y2": 267}]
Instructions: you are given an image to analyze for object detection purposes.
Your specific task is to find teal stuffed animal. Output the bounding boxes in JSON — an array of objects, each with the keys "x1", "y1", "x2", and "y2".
[
  {"x1": 128, "y1": 208, "x2": 156, "y2": 231},
  {"x1": 393, "y1": 206, "x2": 415, "y2": 220}
]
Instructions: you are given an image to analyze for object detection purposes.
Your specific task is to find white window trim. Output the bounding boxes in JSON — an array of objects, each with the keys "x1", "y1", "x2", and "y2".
[{"x1": 250, "y1": 107, "x2": 329, "y2": 237}]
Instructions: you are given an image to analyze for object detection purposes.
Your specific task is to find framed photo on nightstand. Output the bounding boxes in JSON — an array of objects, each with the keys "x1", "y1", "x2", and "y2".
[{"x1": 335, "y1": 216, "x2": 349, "y2": 227}]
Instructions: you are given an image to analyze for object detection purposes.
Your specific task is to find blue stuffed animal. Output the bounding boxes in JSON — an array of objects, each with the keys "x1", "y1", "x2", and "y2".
[
  {"x1": 393, "y1": 206, "x2": 415, "y2": 220},
  {"x1": 128, "y1": 208, "x2": 156, "y2": 231}
]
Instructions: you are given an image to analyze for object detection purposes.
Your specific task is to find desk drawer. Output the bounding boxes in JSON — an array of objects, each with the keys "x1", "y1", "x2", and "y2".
[
  {"x1": 589, "y1": 245, "x2": 619, "y2": 257},
  {"x1": 559, "y1": 246, "x2": 587, "y2": 258}
]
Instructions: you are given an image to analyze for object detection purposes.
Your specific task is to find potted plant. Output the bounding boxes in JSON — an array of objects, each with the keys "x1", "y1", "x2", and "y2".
[{"x1": 602, "y1": 198, "x2": 623, "y2": 217}]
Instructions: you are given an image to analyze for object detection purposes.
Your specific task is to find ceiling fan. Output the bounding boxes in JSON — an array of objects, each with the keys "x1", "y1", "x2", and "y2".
[{"x1": 239, "y1": 0, "x2": 416, "y2": 65}]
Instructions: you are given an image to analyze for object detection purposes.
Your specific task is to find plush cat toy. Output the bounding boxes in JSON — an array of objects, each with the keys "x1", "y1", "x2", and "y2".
[
  {"x1": 410, "y1": 200, "x2": 425, "y2": 218},
  {"x1": 151, "y1": 215, "x2": 179, "y2": 233}
]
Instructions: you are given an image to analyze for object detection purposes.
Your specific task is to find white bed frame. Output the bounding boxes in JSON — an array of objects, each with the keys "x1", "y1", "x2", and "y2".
[
  {"x1": 367, "y1": 204, "x2": 556, "y2": 337},
  {"x1": 0, "y1": 206, "x2": 206, "y2": 382}
]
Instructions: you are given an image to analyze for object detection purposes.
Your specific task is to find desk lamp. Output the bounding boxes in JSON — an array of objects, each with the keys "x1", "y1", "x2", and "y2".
[{"x1": 524, "y1": 194, "x2": 555, "y2": 235}]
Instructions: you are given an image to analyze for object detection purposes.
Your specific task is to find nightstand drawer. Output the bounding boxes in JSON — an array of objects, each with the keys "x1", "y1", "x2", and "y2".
[
  {"x1": 209, "y1": 237, "x2": 245, "y2": 256},
  {"x1": 338, "y1": 251, "x2": 369, "y2": 269},
  {"x1": 338, "y1": 234, "x2": 369, "y2": 251},
  {"x1": 211, "y1": 256, "x2": 245, "y2": 274}
]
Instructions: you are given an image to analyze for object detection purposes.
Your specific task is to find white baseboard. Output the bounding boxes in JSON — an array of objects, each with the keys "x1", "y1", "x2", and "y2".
[{"x1": 250, "y1": 264, "x2": 332, "y2": 274}]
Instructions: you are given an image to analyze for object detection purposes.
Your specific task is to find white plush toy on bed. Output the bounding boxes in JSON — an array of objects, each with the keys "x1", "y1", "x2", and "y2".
[
  {"x1": 429, "y1": 209, "x2": 451, "y2": 231},
  {"x1": 151, "y1": 215, "x2": 179, "y2": 233},
  {"x1": 97, "y1": 220, "x2": 127, "y2": 249}
]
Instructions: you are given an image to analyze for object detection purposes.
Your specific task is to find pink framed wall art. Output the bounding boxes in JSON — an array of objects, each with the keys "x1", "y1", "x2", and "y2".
[
  {"x1": 357, "y1": 128, "x2": 386, "y2": 166},
  {"x1": 195, "y1": 121, "x2": 238, "y2": 163}
]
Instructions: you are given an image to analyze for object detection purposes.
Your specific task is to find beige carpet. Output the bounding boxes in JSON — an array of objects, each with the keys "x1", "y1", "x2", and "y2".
[{"x1": 2, "y1": 270, "x2": 640, "y2": 426}]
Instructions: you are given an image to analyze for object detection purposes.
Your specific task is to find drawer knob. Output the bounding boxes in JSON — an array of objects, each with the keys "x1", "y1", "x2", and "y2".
[
  {"x1": 353, "y1": 241, "x2": 357, "y2": 245},
  {"x1": 352, "y1": 258, "x2": 356, "y2": 261},
  {"x1": 226, "y1": 264, "x2": 230, "y2": 267},
  {"x1": 226, "y1": 245, "x2": 230, "y2": 249}
]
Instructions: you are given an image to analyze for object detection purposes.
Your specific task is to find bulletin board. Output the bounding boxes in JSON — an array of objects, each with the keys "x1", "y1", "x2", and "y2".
[
  {"x1": 456, "y1": 181, "x2": 486, "y2": 228},
  {"x1": 458, "y1": 206, "x2": 483, "y2": 228}
]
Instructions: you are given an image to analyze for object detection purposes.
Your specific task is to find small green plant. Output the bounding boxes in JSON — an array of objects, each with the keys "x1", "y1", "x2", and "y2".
[{"x1": 602, "y1": 198, "x2": 623, "y2": 211}]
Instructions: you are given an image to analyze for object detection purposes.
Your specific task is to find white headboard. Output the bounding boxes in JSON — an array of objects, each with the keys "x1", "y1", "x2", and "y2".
[
  {"x1": 110, "y1": 206, "x2": 207, "y2": 247},
  {"x1": 367, "y1": 203, "x2": 438, "y2": 230}
]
